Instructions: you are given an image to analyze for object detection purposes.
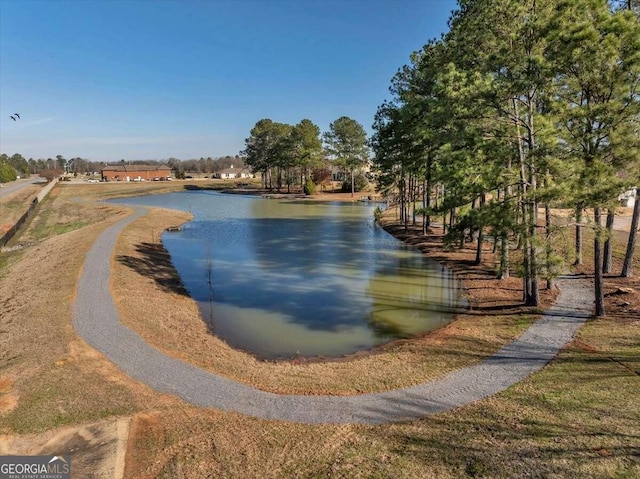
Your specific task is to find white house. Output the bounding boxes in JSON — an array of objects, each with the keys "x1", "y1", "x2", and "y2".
[
  {"x1": 619, "y1": 188, "x2": 637, "y2": 208},
  {"x1": 215, "y1": 165, "x2": 253, "y2": 179}
]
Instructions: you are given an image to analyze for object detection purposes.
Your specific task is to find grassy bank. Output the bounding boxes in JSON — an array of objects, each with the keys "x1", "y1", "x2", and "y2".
[
  {"x1": 0, "y1": 184, "x2": 43, "y2": 235},
  {"x1": 0, "y1": 212, "x2": 148, "y2": 434}
]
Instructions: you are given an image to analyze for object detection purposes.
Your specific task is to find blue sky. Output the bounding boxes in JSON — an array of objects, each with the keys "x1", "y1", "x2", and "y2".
[{"x1": 0, "y1": 0, "x2": 456, "y2": 162}]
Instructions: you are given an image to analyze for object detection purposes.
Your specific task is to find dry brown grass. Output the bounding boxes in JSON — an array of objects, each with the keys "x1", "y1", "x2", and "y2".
[
  {"x1": 14, "y1": 189, "x2": 120, "y2": 245},
  {"x1": 0, "y1": 184, "x2": 43, "y2": 234},
  {"x1": 57, "y1": 181, "x2": 199, "y2": 200},
  {"x1": 0, "y1": 211, "x2": 151, "y2": 434},
  {"x1": 123, "y1": 314, "x2": 639, "y2": 479}
]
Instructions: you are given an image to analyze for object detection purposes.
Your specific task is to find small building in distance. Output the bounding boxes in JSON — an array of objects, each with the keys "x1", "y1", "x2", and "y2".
[
  {"x1": 619, "y1": 188, "x2": 637, "y2": 208},
  {"x1": 214, "y1": 165, "x2": 253, "y2": 179},
  {"x1": 329, "y1": 160, "x2": 374, "y2": 182},
  {"x1": 101, "y1": 165, "x2": 172, "y2": 182}
]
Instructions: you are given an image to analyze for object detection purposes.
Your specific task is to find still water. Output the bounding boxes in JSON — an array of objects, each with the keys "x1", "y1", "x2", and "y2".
[{"x1": 114, "y1": 191, "x2": 464, "y2": 359}]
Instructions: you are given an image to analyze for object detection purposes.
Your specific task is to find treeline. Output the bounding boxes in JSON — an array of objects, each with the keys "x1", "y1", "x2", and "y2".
[
  {"x1": 0, "y1": 153, "x2": 30, "y2": 182},
  {"x1": 0, "y1": 153, "x2": 245, "y2": 180},
  {"x1": 241, "y1": 117, "x2": 370, "y2": 195},
  {"x1": 371, "y1": 0, "x2": 640, "y2": 316},
  {"x1": 164, "y1": 156, "x2": 245, "y2": 175}
]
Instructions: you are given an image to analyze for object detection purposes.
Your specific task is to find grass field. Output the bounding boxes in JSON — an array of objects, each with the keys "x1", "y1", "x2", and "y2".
[
  {"x1": 0, "y1": 182, "x2": 638, "y2": 478},
  {"x1": 0, "y1": 184, "x2": 43, "y2": 235}
]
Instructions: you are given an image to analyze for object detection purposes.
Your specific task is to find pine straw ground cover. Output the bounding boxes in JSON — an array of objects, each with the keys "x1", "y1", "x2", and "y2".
[{"x1": 0, "y1": 182, "x2": 638, "y2": 478}]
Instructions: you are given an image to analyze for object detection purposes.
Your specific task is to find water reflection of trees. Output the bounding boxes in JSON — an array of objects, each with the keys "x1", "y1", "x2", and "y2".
[
  {"x1": 168, "y1": 199, "x2": 464, "y2": 350},
  {"x1": 202, "y1": 216, "x2": 373, "y2": 331},
  {"x1": 366, "y1": 257, "x2": 463, "y2": 341},
  {"x1": 246, "y1": 199, "x2": 382, "y2": 271}
]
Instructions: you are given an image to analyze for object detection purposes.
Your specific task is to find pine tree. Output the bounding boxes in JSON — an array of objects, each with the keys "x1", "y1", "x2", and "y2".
[{"x1": 547, "y1": 0, "x2": 640, "y2": 315}]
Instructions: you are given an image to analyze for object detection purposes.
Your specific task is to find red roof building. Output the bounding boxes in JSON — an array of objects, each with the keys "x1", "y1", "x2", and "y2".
[{"x1": 101, "y1": 165, "x2": 172, "y2": 182}]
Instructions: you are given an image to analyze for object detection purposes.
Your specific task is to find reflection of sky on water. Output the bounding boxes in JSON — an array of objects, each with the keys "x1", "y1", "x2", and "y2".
[{"x1": 113, "y1": 191, "x2": 464, "y2": 359}]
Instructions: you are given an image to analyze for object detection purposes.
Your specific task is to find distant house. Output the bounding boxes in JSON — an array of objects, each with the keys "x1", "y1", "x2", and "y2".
[
  {"x1": 330, "y1": 164, "x2": 347, "y2": 182},
  {"x1": 330, "y1": 160, "x2": 373, "y2": 182},
  {"x1": 215, "y1": 165, "x2": 253, "y2": 179},
  {"x1": 619, "y1": 188, "x2": 637, "y2": 208},
  {"x1": 101, "y1": 165, "x2": 172, "y2": 182}
]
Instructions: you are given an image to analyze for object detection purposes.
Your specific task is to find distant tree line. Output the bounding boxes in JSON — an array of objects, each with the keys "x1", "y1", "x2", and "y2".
[
  {"x1": 0, "y1": 153, "x2": 246, "y2": 181},
  {"x1": 162, "y1": 156, "x2": 245, "y2": 176},
  {"x1": 241, "y1": 116, "x2": 370, "y2": 196},
  {"x1": 370, "y1": 0, "x2": 639, "y2": 316}
]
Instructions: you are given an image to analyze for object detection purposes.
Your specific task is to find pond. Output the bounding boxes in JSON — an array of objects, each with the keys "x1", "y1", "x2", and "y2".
[{"x1": 113, "y1": 191, "x2": 465, "y2": 359}]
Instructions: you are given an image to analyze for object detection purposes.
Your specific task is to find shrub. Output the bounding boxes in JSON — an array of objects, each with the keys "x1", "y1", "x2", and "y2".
[
  {"x1": 303, "y1": 179, "x2": 316, "y2": 195},
  {"x1": 0, "y1": 161, "x2": 17, "y2": 183},
  {"x1": 39, "y1": 169, "x2": 63, "y2": 182},
  {"x1": 341, "y1": 173, "x2": 368, "y2": 193}
]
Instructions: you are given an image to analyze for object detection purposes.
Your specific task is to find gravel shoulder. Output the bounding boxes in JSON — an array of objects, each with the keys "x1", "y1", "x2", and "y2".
[{"x1": 73, "y1": 207, "x2": 594, "y2": 424}]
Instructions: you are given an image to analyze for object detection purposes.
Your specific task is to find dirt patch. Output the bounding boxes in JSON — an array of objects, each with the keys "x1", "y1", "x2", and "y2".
[
  {"x1": 0, "y1": 376, "x2": 18, "y2": 414},
  {"x1": 0, "y1": 393, "x2": 19, "y2": 415},
  {"x1": 0, "y1": 377, "x2": 12, "y2": 393},
  {"x1": 604, "y1": 277, "x2": 640, "y2": 323},
  {"x1": 0, "y1": 418, "x2": 130, "y2": 479}
]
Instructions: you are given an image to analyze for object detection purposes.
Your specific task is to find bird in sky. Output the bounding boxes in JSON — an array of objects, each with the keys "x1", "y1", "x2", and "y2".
[
  {"x1": 14, "y1": 113, "x2": 20, "y2": 119},
  {"x1": 10, "y1": 115, "x2": 16, "y2": 121}
]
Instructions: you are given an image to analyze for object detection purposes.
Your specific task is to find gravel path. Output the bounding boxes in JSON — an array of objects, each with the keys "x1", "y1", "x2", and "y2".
[{"x1": 73, "y1": 208, "x2": 594, "y2": 424}]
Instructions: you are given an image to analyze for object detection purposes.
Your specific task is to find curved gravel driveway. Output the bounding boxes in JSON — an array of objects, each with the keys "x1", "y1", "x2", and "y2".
[{"x1": 73, "y1": 207, "x2": 593, "y2": 424}]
